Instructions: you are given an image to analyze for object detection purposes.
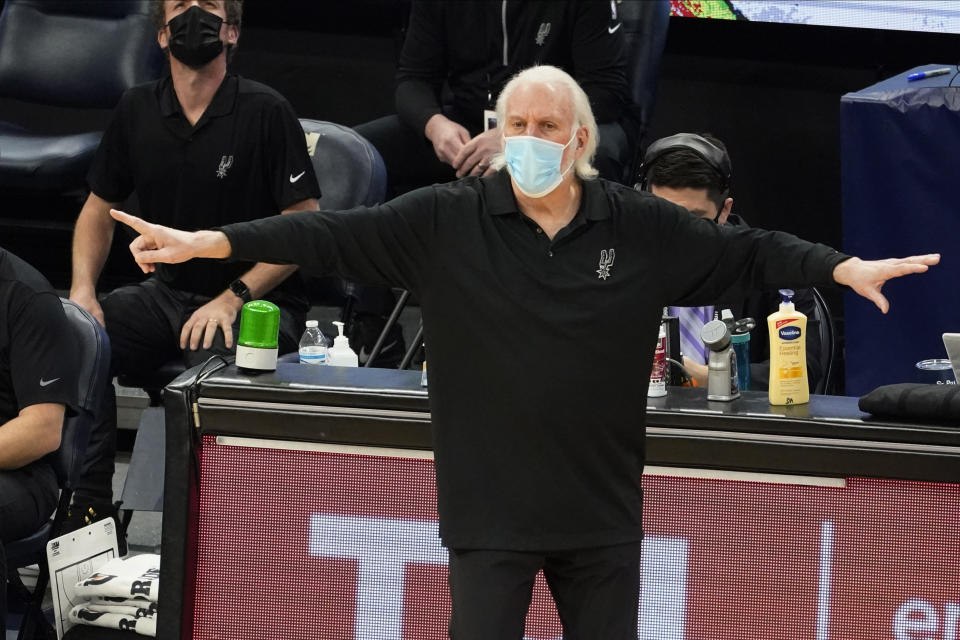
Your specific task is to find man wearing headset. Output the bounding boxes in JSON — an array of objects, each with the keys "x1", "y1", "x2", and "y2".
[
  {"x1": 106, "y1": 66, "x2": 937, "y2": 639},
  {"x1": 637, "y1": 132, "x2": 825, "y2": 391}
]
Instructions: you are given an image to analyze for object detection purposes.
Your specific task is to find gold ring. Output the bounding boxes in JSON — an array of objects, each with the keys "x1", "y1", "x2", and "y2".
[{"x1": 207, "y1": 318, "x2": 218, "y2": 323}]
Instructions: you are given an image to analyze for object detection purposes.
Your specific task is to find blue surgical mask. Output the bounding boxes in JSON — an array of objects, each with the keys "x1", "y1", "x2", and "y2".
[{"x1": 503, "y1": 132, "x2": 577, "y2": 198}]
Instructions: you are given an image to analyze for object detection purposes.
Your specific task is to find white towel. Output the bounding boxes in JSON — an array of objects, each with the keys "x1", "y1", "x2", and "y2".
[
  {"x1": 68, "y1": 605, "x2": 157, "y2": 637},
  {"x1": 74, "y1": 554, "x2": 160, "y2": 603}
]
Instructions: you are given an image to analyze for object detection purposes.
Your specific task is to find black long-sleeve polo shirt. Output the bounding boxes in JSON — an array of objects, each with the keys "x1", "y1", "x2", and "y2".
[{"x1": 220, "y1": 171, "x2": 849, "y2": 550}]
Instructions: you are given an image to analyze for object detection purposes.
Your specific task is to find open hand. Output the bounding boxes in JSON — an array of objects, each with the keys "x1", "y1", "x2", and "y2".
[
  {"x1": 181, "y1": 293, "x2": 242, "y2": 351},
  {"x1": 833, "y1": 254, "x2": 940, "y2": 313}
]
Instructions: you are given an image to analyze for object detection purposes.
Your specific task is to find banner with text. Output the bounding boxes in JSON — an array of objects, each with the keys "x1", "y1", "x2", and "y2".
[{"x1": 192, "y1": 437, "x2": 959, "y2": 640}]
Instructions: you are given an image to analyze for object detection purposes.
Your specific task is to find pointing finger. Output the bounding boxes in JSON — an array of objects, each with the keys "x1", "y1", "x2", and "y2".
[{"x1": 110, "y1": 209, "x2": 149, "y2": 234}]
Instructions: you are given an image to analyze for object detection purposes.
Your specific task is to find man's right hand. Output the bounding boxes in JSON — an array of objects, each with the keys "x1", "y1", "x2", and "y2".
[
  {"x1": 424, "y1": 114, "x2": 470, "y2": 166},
  {"x1": 110, "y1": 209, "x2": 232, "y2": 272},
  {"x1": 683, "y1": 356, "x2": 709, "y2": 387},
  {"x1": 69, "y1": 289, "x2": 105, "y2": 327}
]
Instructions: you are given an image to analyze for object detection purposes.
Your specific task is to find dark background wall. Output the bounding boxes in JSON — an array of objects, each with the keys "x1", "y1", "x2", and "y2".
[
  {"x1": 2, "y1": 1, "x2": 956, "y2": 391},
  {"x1": 231, "y1": 3, "x2": 958, "y2": 254}
]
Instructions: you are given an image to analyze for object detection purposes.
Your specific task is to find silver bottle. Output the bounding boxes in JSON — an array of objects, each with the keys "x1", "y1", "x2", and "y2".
[{"x1": 701, "y1": 319, "x2": 741, "y2": 401}]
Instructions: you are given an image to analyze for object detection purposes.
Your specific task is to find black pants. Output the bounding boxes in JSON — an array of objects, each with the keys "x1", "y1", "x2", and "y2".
[
  {"x1": 447, "y1": 541, "x2": 643, "y2": 640},
  {"x1": 74, "y1": 277, "x2": 303, "y2": 504},
  {"x1": 355, "y1": 114, "x2": 630, "y2": 197},
  {"x1": 0, "y1": 460, "x2": 59, "y2": 631}
]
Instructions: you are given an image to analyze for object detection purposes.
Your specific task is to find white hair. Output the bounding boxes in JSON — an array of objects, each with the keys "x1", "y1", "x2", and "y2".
[{"x1": 489, "y1": 65, "x2": 599, "y2": 181}]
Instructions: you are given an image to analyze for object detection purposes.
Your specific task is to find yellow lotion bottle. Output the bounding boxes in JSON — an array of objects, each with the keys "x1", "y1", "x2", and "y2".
[{"x1": 768, "y1": 289, "x2": 809, "y2": 405}]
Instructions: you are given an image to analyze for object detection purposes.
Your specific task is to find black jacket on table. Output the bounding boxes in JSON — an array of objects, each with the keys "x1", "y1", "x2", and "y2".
[
  {"x1": 716, "y1": 214, "x2": 824, "y2": 392},
  {"x1": 397, "y1": 0, "x2": 629, "y2": 136},
  {"x1": 219, "y1": 171, "x2": 849, "y2": 551}
]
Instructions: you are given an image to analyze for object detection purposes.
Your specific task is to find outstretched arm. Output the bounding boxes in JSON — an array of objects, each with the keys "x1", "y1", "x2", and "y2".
[
  {"x1": 112, "y1": 192, "x2": 435, "y2": 297},
  {"x1": 110, "y1": 209, "x2": 232, "y2": 273},
  {"x1": 832, "y1": 254, "x2": 940, "y2": 313}
]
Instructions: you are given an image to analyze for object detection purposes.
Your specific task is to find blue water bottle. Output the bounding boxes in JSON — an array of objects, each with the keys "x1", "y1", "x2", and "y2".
[{"x1": 731, "y1": 332, "x2": 751, "y2": 391}]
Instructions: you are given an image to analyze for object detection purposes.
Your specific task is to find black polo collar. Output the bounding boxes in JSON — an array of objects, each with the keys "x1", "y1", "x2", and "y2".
[
  {"x1": 483, "y1": 169, "x2": 612, "y2": 222},
  {"x1": 158, "y1": 73, "x2": 238, "y2": 121}
]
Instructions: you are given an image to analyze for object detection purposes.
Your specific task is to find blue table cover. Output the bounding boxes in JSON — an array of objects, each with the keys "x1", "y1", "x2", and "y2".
[{"x1": 841, "y1": 64, "x2": 960, "y2": 396}]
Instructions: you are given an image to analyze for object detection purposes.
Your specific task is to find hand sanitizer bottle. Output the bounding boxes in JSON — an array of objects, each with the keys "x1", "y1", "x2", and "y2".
[{"x1": 326, "y1": 320, "x2": 359, "y2": 367}]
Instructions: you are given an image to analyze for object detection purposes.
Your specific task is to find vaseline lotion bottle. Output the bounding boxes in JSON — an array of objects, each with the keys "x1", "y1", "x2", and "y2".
[{"x1": 768, "y1": 289, "x2": 809, "y2": 405}]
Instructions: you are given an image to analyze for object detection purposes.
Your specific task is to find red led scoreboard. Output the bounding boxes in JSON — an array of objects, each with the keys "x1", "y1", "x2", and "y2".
[{"x1": 158, "y1": 365, "x2": 960, "y2": 640}]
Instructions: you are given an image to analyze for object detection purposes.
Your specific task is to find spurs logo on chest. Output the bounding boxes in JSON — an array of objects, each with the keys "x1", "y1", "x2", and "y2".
[
  {"x1": 597, "y1": 248, "x2": 615, "y2": 280},
  {"x1": 216, "y1": 155, "x2": 234, "y2": 179}
]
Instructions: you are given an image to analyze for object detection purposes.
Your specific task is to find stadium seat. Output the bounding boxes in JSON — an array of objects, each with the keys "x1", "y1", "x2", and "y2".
[
  {"x1": 0, "y1": 0, "x2": 162, "y2": 193},
  {"x1": 300, "y1": 119, "x2": 388, "y2": 209}
]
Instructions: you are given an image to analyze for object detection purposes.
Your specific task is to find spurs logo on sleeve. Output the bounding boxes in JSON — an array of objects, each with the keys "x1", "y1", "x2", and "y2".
[
  {"x1": 597, "y1": 248, "x2": 615, "y2": 280},
  {"x1": 216, "y1": 155, "x2": 234, "y2": 179}
]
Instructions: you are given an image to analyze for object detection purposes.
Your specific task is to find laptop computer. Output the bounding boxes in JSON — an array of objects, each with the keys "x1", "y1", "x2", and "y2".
[{"x1": 941, "y1": 333, "x2": 960, "y2": 380}]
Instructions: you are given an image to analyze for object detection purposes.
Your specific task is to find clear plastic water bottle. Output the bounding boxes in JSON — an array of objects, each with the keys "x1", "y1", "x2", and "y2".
[{"x1": 299, "y1": 320, "x2": 328, "y2": 365}]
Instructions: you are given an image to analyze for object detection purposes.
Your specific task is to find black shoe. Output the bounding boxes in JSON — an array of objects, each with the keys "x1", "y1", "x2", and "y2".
[
  {"x1": 62, "y1": 501, "x2": 128, "y2": 556},
  {"x1": 348, "y1": 313, "x2": 407, "y2": 368}
]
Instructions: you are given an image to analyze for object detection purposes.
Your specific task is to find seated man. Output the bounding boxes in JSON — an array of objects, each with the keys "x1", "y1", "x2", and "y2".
[
  {"x1": 356, "y1": 0, "x2": 631, "y2": 193},
  {"x1": 639, "y1": 132, "x2": 824, "y2": 391},
  {"x1": 67, "y1": 0, "x2": 320, "y2": 523},
  {"x1": 1, "y1": 247, "x2": 79, "y2": 631}
]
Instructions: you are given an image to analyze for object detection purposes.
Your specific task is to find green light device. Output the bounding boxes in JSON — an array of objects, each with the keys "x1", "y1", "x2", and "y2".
[{"x1": 235, "y1": 300, "x2": 280, "y2": 371}]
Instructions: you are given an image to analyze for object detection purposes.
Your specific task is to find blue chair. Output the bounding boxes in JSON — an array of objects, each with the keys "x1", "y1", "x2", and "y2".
[
  {"x1": 299, "y1": 119, "x2": 387, "y2": 209},
  {"x1": 297, "y1": 119, "x2": 396, "y2": 349},
  {"x1": 0, "y1": 0, "x2": 163, "y2": 193},
  {"x1": 4, "y1": 299, "x2": 112, "y2": 640}
]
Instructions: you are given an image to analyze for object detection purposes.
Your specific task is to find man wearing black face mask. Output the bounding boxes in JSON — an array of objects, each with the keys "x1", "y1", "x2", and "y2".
[
  {"x1": 641, "y1": 132, "x2": 824, "y2": 391},
  {"x1": 67, "y1": 0, "x2": 321, "y2": 528},
  {"x1": 165, "y1": 1, "x2": 232, "y2": 69}
]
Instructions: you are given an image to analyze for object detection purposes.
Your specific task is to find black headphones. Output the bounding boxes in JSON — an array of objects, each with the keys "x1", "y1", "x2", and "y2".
[{"x1": 635, "y1": 133, "x2": 732, "y2": 193}]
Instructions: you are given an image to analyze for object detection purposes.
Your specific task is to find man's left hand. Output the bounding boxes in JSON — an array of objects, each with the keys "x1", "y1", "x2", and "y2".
[
  {"x1": 180, "y1": 292, "x2": 244, "y2": 351},
  {"x1": 453, "y1": 127, "x2": 502, "y2": 178},
  {"x1": 833, "y1": 254, "x2": 940, "y2": 313}
]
